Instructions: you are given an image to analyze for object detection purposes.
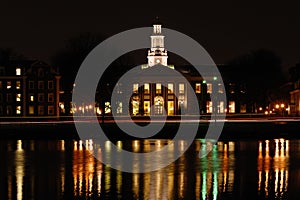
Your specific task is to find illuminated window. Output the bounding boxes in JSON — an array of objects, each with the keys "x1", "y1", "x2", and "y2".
[
  {"x1": 218, "y1": 101, "x2": 224, "y2": 113},
  {"x1": 29, "y1": 106, "x2": 34, "y2": 115},
  {"x1": 218, "y1": 83, "x2": 223, "y2": 93},
  {"x1": 116, "y1": 83, "x2": 122, "y2": 94},
  {"x1": 48, "y1": 106, "x2": 54, "y2": 115},
  {"x1": 156, "y1": 83, "x2": 161, "y2": 94},
  {"x1": 29, "y1": 81, "x2": 34, "y2": 89},
  {"x1": 38, "y1": 93, "x2": 44, "y2": 102},
  {"x1": 29, "y1": 94, "x2": 34, "y2": 102},
  {"x1": 168, "y1": 101, "x2": 174, "y2": 115},
  {"x1": 144, "y1": 83, "x2": 150, "y2": 94},
  {"x1": 179, "y1": 83, "x2": 184, "y2": 94},
  {"x1": 16, "y1": 81, "x2": 21, "y2": 89},
  {"x1": 38, "y1": 106, "x2": 44, "y2": 115},
  {"x1": 48, "y1": 93, "x2": 54, "y2": 102},
  {"x1": 16, "y1": 67, "x2": 21, "y2": 75},
  {"x1": 116, "y1": 101, "x2": 123, "y2": 114},
  {"x1": 48, "y1": 81, "x2": 54, "y2": 89},
  {"x1": 16, "y1": 106, "x2": 21, "y2": 115},
  {"x1": 168, "y1": 83, "x2": 174, "y2": 94},
  {"x1": 195, "y1": 83, "x2": 201, "y2": 93},
  {"x1": 206, "y1": 101, "x2": 212, "y2": 113},
  {"x1": 144, "y1": 101, "x2": 150, "y2": 115},
  {"x1": 133, "y1": 83, "x2": 139, "y2": 93},
  {"x1": 38, "y1": 81, "x2": 44, "y2": 89},
  {"x1": 207, "y1": 83, "x2": 212, "y2": 94},
  {"x1": 7, "y1": 81, "x2": 11, "y2": 89},
  {"x1": 105, "y1": 102, "x2": 111, "y2": 114},
  {"x1": 229, "y1": 101, "x2": 235, "y2": 113},
  {"x1": 16, "y1": 93, "x2": 21, "y2": 102}
]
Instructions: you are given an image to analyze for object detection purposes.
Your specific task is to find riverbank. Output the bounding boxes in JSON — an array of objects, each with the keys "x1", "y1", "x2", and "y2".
[{"x1": 0, "y1": 118, "x2": 300, "y2": 140}]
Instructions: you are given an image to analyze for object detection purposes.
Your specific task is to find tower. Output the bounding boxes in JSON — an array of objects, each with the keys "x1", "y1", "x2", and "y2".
[{"x1": 147, "y1": 18, "x2": 168, "y2": 67}]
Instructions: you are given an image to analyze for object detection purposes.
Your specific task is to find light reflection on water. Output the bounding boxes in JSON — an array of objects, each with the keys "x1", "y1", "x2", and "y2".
[{"x1": 1, "y1": 138, "x2": 299, "y2": 199}]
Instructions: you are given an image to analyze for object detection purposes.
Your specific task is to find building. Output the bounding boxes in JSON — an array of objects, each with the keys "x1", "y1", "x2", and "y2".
[
  {"x1": 0, "y1": 60, "x2": 61, "y2": 118},
  {"x1": 108, "y1": 20, "x2": 247, "y2": 116}
]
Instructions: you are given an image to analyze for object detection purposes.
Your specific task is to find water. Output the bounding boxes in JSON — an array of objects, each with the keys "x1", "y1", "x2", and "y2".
[{"x1": 0, "y1": 138, "x2": 299, "y2": 199}]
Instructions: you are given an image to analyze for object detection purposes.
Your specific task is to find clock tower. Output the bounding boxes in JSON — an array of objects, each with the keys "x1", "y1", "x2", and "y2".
[{"x1": 147, "y1": 18, "x2": 168, "y2": 67}]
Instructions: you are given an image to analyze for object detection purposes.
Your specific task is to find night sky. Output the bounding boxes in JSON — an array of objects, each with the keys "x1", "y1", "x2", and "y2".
[{"x1": 1, "y1": 1, "x2": 300, "y2": 76}]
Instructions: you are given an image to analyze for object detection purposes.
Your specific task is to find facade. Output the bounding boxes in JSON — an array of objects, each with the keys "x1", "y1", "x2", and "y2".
[
  {"x1": 110, "y1": 21, "x2": 247, "y2": 116},
  {"x1": 0, "y1": 60, "x2": 61, "y2": 118}
]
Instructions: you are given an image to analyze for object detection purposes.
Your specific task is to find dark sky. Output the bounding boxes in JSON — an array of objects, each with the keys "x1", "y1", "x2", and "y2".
[{"x1": 1, "y1": 1, "x2": 300, "y2": 76}]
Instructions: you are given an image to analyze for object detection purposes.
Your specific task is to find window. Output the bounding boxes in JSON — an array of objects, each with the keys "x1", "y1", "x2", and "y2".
[
  {"x1": 144, "y1": 101, "x2": 150, "y2": 115},
  {"x1": 6, "y1": 94, "x2": 12, "y2": 102},
  {"x1": 168, "y1": 83, "x2": 174, "y2": 94},
  {"x1": 195, "y1": 83, "x2": 201, "y2": 93},
  {"x1": 179, "y1": 83, "x2": 184, "y2": 94},
  {"x1": 218, "y1": 101, "x2": 225, "y2": 113},
  {"x1": 38, "y1": 81, "x2": 44, "y2": 89},
  {"x1": 16, "y1": 67, "x2": 21, "y2": 75},
  {"x1": 16, "y1": 81, "x2": 21, "y2": 89},
  {"x1": 29, "y1": 106, "x2": 34, "y2": 115},
  {"x1": 0, "y1": 106, "x2": 2, "y2": 115},
  {"x1": 16, "y1": 106, "x2": 21, "y2": 115},
  {"x1": 105, "y1": 102, "x2": 111, "y2": 114},
  {"x1": 206, "y1": 101, "x2": 212, "y2": 113},
  {"x1": 48, "y1": 93, "x2": 54, "y2": 102},
  {"x1": 0, "y1": 67, "x2": 5, "y2": 75},
  {"x1": 48, "y1": 81, "x2": 54, "y2": 89},
  {"x1": 207, "y1": 83, "x2": 212, "y2": 94},
  {"x1": 6, "y1": 106, "x2": 12, "y2": 115},
  {"x1": 7, "y1": 81, "x2": 11, "y2": 89},
  {"x1": 116, "y1": 102, "x2": 123, "y2": 114},
  {"x1": 156, "y1": 83, "x2": 161, "y2": 94},
  {"x1": 229, "y1": 101, "x2": 235, "y2": 113},
  {"x1": 0, "y1": 81, "x2": 2, "y2": 89},
  {"x1": 29, "y1": 94, "x2": 34, "y2": 102},
  {"x1": 38, "y1": 106, "x2": 44, "y2": 115},
  {"x1": 116, "y1": 83, "x2": 122, "y2": 94},
  {"x1": 29, "y1": 81, "x2": 34, "y2": 89},
  {"x1": 16, "y1": 94, "x2": 21, "y2": 102},
  {"x1": 218, "y1": 83, "x2": 223, "y2": 93},
  {"x1": 38, "y1": 93, "x2": 44, "y2": 102},
  {"x1": 48, "y1": 106, "x2": 55, "y2": 115},
  {"x1": 133, "y1": 83, "x2": 139, "y2": 93},
  {"x1": 38, "y1": 69, "x2": 44, "y2": 77},
  {"x1": 0, "y1": 94, "x2": 2, "y2": 102},
  {"x1": 144, "y1": 83, "x2": 150, "y2": 94}
]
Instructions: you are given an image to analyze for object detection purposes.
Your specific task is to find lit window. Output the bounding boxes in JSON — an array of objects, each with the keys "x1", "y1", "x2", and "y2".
[
  {"x1": 156, "y1": 83, "x2": 161, "y2": 94},
  {"x1": 179, "y1": 83, "x2": 184, "y2": 94},
  {"x1": 16, "y1": 67, "x2": 21, "y2": 75},
  {"x1": 38, "y1": 81, "x2": 44, "y2": 89},
  {"x1": 29, "y1": 81, "x2": 34, "y2": 89},
  {"x1": 116, "y1": 102, "x2": 122, "y2": 114},
  {"x1": 218, "y1": 101, "x2": 224, "y2": 113},
  {"x1": 207, "y1": 83, "x2": 212, "y2": 94},
  {"x1": 116, "y1": 83, "x2": 122, "y2": 94},
  {"x1": 16, "y1": 81, "x2": 21, "y2": 89},
  {"x1": 48, "y1": 93, "x2": 54, "y2": 102},
  {"x1": 144, "y1": 83, "x2": 150, "y2": 94},
  {"x1": 105, "y1": 102, "x2": 111, "y2": 114},
  {"x1": 206, "y1": 101, "x2": 212, "y2": 113},
  {"x1": 7, "y1": 81, "x2": 11, "y2": 89},
  {"x1": 16, "y1": 106, "x2": 21, "y2": 114},
  {"x1": 133, "y1": 83, "x2": 139, "y2": 93},
  {"x1": 16, "y1": 94, "x2": 21, "y2": 102},
  {"x1": 218, "y1": 83, "x2": 223, "y2": 93},
  {"x1": 168, "y1": 83, "x2": 174, "y2": 94},
  {"x1": 229, "y1": 101, "x2": 235, "y2": 113},
  {"x1": 38, "y1": 93, "x2": 44, "y2": 102},
  {"x1": 195, "y1": 83, "x2": 201, "y2": 93},
  {"x1": 38, "y1": 106, "x2": 44, "y2": 115},
  {"x1": 48, "y1": 106, "x2": 54, "y2": 115},
  {"x1": 30, "y1": 95, "x2": 34, "y2": 102},
  {"x1": 48, "y1": 81, "x2": 54, "y2": 89},
  {"x1": 29, "y1": 106, "x2": 34, "y2": 115}
]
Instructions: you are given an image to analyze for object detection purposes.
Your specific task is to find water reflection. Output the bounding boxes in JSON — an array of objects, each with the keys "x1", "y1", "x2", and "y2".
[{"x1": 0, "y1": 137, "x2": 296, "y2": 199}]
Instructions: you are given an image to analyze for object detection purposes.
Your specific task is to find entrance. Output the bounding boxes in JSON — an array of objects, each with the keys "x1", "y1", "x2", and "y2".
[{"x1": 154, "y1": 96, "x2": 164, "y2": 115}]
